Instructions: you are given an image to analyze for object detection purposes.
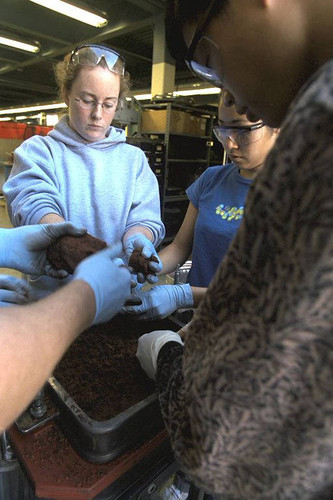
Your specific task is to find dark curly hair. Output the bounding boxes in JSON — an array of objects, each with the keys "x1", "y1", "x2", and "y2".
[{"x1": 165, "y1": 0, "x2": 229, "y2": 63}]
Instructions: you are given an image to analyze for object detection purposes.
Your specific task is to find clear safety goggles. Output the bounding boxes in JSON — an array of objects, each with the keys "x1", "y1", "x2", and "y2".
[
  {"x1": 70, "y1": 44, "x2": 125, "y2": 76},
  {"x1": 185, "y1": 0, "x2": 223, "y2": 87},
  {"x1": 213, "y1": 122, "x2": 264, "y2": 146}
]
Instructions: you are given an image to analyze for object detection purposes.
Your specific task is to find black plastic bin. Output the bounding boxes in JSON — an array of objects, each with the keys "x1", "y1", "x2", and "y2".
[{"x1": 47, "y1": 316, "x2": 182, "y2": 464}]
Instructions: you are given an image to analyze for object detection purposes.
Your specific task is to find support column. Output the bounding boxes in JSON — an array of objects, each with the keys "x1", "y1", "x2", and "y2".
[{"x1": 151, "y1": 13, "x2": 175, "y2": 97}]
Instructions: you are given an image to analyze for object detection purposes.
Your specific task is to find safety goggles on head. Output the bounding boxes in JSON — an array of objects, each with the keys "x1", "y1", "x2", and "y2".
[
  {"x1": 185, "y1": 0, "x2": 223, "y2": 88},
  {"x1": 213, "y1": 122, "x2": 265, "y2": 146},
  {"x1": 70, "y1": 44, "x2": 125, "y2": 76}
]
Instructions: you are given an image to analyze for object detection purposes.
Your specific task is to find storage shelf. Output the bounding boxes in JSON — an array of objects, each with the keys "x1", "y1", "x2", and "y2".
[
  {"x1": 137, "y1": 102, "x2": 218, "y2": 240},
  {"x1": 167, "y1": 158, "x2": 207, "y2": 164},
  {"x1": 142, "y1": 131, "x2": 210, "y2": 140},
  {"x1": 165, "y1": 195, "x2": 188, "y2": 202}
]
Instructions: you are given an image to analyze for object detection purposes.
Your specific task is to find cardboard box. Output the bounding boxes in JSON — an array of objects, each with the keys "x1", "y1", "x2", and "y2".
[
  {"x1": 141, "y1": 109, "x2": 207, "y2": 136},
  {"x1": 188, "y1": 115, "x2": 207, "y2": 136}
]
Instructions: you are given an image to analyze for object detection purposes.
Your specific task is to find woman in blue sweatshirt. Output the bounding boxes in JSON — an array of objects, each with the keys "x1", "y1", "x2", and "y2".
[{"x1": 4, "y1": 44, "x2": 165, "y2": 298}]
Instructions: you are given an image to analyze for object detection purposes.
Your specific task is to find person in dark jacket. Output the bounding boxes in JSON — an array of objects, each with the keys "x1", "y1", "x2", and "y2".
[{"x1": 136, "y1": 1, "x2": 333, "y2": 498}]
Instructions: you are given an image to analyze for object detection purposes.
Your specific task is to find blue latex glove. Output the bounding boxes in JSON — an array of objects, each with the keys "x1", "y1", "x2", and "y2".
[
  {"x1": 0, "y1": 275, "x2": 32, "y2": 307},
  {"x1": 130, "y1": 276, "x2": 144, "y2": 294},
  {"x1": 123, "y1": 283, "x2": 194, "y2": 320},
  {"x1": 0, "y1": 223, "x2": 86, "y2": 278},
  {"x1": 137, "y1": 330, "x2": 184, "y2": 380},
  {"x1": 123, "y1": 233, "x2": 162, "y2": 284},
  {"x1": 73, "y1": 243, "x2": 131, "y2": 324}
]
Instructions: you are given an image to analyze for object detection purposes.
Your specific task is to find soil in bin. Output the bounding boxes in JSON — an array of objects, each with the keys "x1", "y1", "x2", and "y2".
[{"x1": 53, "y1": 315, "x2": 177, "y2": 421}]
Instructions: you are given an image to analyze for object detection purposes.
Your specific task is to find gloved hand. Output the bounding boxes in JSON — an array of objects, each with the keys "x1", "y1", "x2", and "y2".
[
  {"x1": 129, "y1": 273, "x2": 144, "y2": 293},
  {"x1": 123, "y1": 233, "x2": 162, "y2": 284},
  {"x1": 137, "y1": 330, "x2": 184, "y2": 380},
  {"x1": 0, "y1": 223, "x2": 86, "y2": 278},
  {"x1": 123, "y1": 283, "x2": 194, "y2": 320},
  {"x1": 73, "y1": 243, "x2": 131, "y2": 324},
  {"x1": 0, "y1": 275, "x2": 32, "y2": 307}
]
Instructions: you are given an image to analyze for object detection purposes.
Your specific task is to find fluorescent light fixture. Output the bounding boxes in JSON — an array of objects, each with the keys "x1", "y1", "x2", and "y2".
[
  {"x1": 29, "y1": 0, "x2": 108, "y2": 28},
  {"x1": 0, "y1": 102, "x2": 67, "y2": 116},
  {"x1": 133, "y1": 87, "x2": 220, "y2": 101},
  {"x1": 0, "y1": 34, "x2": 40, "y2": 53},
  {"x1": 134, "y1": 93, "x2": 152, "y2": 101},
  {"x1": 14, "y1": 114, "x2": 43, "y2": 120},
  {"x1": 13, "y1": 115, "x2": 30, "y2": 120},
  {"x1": 174, "y1": 87, "x2": 220, "y2": 97},
  {"x1": 0, "y1": 87, "x2": 220, "y2": 117}
]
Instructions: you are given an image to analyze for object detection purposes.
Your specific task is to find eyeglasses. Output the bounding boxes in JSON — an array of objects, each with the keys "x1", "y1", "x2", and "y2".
[
  {"x1": 185, "y1": 0, "x2": 223, "y2": 87},
  {"x1": 74, "y1": 97, "x2": 118, "y2": 114},
  {"x1": 70, "y1": 44, "x2": 125, "y2": 76},
  {"x1": 213, "y1": 123, "x2": 265, "y2": 146}
]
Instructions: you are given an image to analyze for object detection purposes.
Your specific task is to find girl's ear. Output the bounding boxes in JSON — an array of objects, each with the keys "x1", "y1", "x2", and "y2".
[{"x1": 64, "y1": 91, "x2": 69, "y2": 106}]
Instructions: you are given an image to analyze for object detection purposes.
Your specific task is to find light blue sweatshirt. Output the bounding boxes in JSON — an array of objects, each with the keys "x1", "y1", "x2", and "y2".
[{"x1": 4, "y1": 115, "x2": 165, "y2": 296}]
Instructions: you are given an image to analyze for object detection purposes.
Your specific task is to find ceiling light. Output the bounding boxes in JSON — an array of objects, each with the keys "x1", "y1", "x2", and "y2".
[
  {"x1": 133, "y1": 87, "x2": 220, "y2": 101},
  {"x1": 174, "y1": 87, "x2": 220, "y2": 97},
  {"x1": 29, "y1": 0, "x2": 108, "y2": 28},
  {"x1": 134, "y1": 93, "x2": 152, "y2": 101},
  {"x1": 14, "y1": 114, "x2": 42, "y2": 120},
  {"x1": 0, "y1": 102, "x2": 67, "y2": 116},
  {"x1": 0, "y1": 34, "x2": 40, "y2": 53}
]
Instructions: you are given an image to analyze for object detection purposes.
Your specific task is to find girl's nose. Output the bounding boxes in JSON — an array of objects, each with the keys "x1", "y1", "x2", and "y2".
[
  {"x1": 226, "y1": 134, "x2": 238, "y2": 149},
  {"x1": 91, "y1": 102, "x2": 103, "y2": 118}
]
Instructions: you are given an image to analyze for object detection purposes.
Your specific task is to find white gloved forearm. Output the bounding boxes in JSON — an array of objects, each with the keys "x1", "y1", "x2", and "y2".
[{"x1": 137, "y1": 330, "x2": 184, "y2": 379}]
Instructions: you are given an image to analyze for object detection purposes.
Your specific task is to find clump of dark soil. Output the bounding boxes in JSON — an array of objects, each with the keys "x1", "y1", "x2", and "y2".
[
  {"x1": 53, "y1": 315, "x2": 176, "y2": 421},
  {"x1": 47, "y1": 233, "x2": 107, "y2": 274},
  {"x1": 129, "y1": 248, "x2": 159, "y2": 277}
]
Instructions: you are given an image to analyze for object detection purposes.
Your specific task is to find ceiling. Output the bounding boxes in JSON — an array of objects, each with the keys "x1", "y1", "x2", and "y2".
[{"x1": 0, "y1": 0, "x2": 204, "y2": 112}]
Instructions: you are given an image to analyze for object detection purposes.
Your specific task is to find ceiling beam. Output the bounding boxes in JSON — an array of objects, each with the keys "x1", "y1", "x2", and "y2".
[
  {"x1": 0, "y1": 18, "x2": 153, "y2": 77},
  {"x1": 0, "y1": 77, "x2": 55, "y2": 94},
  {"x1": 0, "y1": 19, "x2": 71, "y2": 46},
  {"x1": 127, "y1": 0, "x2": 166, "y2": 14}
]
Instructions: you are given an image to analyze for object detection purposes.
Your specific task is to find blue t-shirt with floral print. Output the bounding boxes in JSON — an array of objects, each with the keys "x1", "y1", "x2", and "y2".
[{"x1": 186, "y1": 163, "x2": 252, "y2": 287}]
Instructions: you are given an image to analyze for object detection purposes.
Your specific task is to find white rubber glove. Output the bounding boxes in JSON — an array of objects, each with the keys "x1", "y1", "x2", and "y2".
[
  {"x1": 136, "y1": 330, "x2": 184, "y2": 380},
  {"x1": 0, "y1": 223, "x2": 86, "y2": 278},
  {"x1": 73, "y1": 243, "x2": 131, "y2": 324},
  {"x1": 123, "y1": 283, "x2": 194, "y2": 320},
  {"x1": 123, "y1": 233, "x2": 162, "y2": 284},
  {"x1": 0, "y1": 275, "x2": 32, "y2": 307}
]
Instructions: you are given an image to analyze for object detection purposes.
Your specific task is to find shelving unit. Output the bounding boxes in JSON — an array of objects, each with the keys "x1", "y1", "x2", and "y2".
[{"x1": 133, "y1": 101, "x2": 220, "y2": 243}]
